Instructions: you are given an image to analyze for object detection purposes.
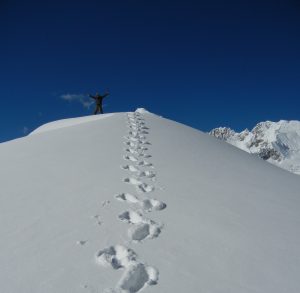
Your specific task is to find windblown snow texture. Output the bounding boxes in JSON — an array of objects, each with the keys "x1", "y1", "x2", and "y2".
[{"x1": 0, "y1": 109, "x2": 300, "y2": 293}]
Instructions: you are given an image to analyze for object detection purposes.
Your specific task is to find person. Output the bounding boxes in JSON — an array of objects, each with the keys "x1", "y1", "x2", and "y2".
[{"x1": 89, "y1": 91, "x2": 110, "y2": 114}]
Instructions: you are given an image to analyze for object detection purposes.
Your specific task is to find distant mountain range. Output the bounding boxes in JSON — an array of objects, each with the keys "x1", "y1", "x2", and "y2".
[{"x1": 210, "y1": 120, "x2": 300, "y2": 175}]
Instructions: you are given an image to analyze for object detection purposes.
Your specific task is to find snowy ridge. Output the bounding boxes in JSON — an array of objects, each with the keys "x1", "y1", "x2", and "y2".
[
  {"x1": 30, "y1": 113, "x2": 115, "y2": 135},
  {"x1": 1, "y1": 110, "x2": 300, "y2": 293},
  {"x1": 210, "y1": 120, "x2": 300, "y2": 175}
]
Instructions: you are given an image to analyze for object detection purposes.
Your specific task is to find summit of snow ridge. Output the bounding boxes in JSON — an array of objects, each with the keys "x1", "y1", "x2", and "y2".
[
  {"x1": 29, "y1": 109, "x2": 151, "y2": 136},
  {"x1": 210, "y1": 120, "x2": 300, "y2": 175},
  {"x1": 30, "y1": 113, "x2": 115, "y2": 135},
  {"x1": 135, "y1": 108, "x2": 151, "y2": 114},
  {"x1": 1, "y1": 112, "x2": 300, "y2": 293}
]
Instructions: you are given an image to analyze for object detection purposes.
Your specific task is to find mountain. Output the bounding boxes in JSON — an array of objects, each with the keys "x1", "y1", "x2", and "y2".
[
  {"x1": 1, "y1": 109, "x2": 300, "y2": 293},
  {"x1": 210, "y1": 120, "x2": 300, "y2": 175}
]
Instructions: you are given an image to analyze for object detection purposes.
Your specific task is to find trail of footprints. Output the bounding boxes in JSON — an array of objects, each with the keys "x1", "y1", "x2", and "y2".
[{"x1": 96, "y1": 112, "x2": 167, "y2": 293}]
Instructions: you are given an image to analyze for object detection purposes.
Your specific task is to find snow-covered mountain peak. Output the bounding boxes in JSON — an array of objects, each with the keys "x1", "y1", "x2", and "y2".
[
  {"x1": 209, "y1": 127, "x2": 237, "y2": 140},
  {"x1": 30, "y1": 109, "x2": 152, "y2": 136},
  {"x1": 1, "y1": 112, "x2": 300, "y2": 293},
  {"x1": 210, "y1": 120, "x2": 300, "y2": 175}
]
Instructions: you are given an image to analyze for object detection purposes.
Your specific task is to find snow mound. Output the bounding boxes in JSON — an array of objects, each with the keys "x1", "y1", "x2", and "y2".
[
  {"x1": 1, "y1": 111, "x2": 300, "y2": 293},
  {"x1": 210, "y1": 120, "x2": 300, "y2": 175},
  {"x1": 30, "y1": 113, "x2": 115, "y2": 135}
]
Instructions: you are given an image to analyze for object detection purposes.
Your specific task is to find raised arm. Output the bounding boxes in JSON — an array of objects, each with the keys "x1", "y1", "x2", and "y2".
[
  {"x1": 89, "y1": 94, "x2": 96, "y2": 100},
  {"x1": 103, "y1": 92, "x2": 110, "y2": 98}
]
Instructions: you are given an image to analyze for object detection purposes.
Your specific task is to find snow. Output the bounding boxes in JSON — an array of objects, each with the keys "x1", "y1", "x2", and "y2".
[
  {"x1": 30, "y1": 113, "x2": 115, "y2": 135},
  {"x1": 0, "y1": 110, "x2": 300, "y2": 292},
  {"x1": 210, "y1": 120, "x2": 300, "y2": 175},
  {"x1": 135, "y1": 108, "x2": 150, "y2": 114}
]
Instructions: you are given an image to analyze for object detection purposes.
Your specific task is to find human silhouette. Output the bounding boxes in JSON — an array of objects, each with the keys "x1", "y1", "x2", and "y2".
[{"x1": 89, "y1": 91, "x2": 109, "y2": 114}]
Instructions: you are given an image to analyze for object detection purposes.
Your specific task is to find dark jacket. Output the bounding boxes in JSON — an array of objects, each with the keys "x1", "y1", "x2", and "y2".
[{"x1": 89, "y1": 93, "x2": 109, "y2": 105}]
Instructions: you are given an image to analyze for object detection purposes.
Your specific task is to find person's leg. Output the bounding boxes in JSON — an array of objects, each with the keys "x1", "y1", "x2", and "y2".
[
  {"x1": 100, "y1": 105, "x2": 103, "y2": 114},
  {"x1": 94, "y1": 106, "x2": 99, "y2": 115}
]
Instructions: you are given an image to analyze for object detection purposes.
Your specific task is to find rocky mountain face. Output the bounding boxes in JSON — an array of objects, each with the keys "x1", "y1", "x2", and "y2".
[{"x1": 210, "y1": 120, "x2": 300, "y2": 175}]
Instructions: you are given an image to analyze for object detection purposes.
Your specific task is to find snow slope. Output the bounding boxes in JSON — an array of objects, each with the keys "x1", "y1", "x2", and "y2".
[
  {"x1": 210, "y1": 120, "x2": 300, "y2": 175},
  {"x1": 1, "y1": 111, "x2": 300, "y2": 293},
  {"x1": 30, "y1": 114, "x2": 115, "y2": 135}
]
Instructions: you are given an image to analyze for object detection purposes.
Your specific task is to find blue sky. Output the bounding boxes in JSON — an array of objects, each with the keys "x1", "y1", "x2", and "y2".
[{"x1": 0, "y1": 0, "x2": 300, "y2": 142}]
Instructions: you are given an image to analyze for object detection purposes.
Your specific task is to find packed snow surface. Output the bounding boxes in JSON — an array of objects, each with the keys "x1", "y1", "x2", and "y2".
[
  {"x1": 30, "y1": 114, "x2": 115, "y2": 135},
  {"x1": 1, "y1": 110, "x2": 300, "y2": 293},
  {"x1": 210, "y1": 120, "x2": 300, "y2": 175}
]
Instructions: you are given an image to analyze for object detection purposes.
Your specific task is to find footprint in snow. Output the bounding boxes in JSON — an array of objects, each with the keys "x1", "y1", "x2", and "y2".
[
  {"x1": 125, "y1": 149, "x2": 151, "y2": 159},
  {"x1": 118, "y1": 210, "x2": 144, "y2": 224},
  {"x1": 121, "y1": 164, "x2": 140, "y2": 173},
  {"x1": 118, "y1": 211, "x2": 162, "y2": 241},
  {"x1": 125, "y1": 136, "x2": 141, "y2": 142},
  {"x1": 128, "y1": 125, "x2": 148, "y2": 131},
  {"x1": 138, "y1": 153, "x2": 152, "y2": 158},
  {"x1": 129, "y1": 120, "x2": 145, "y2": 126},
  {"x1": 97, "y1": 245, "x2": 137, "y2": 269},
  {"x1": 115, "y1": 193, "x2": 139, "y2": 204},
  {"x1": 128, "y1": 120, "x2": 145, "y2": 126},
  {"x1": 127, "y1": 119, "x2": 142, "y2": 125},
  {"x1": 134, "y1": 130, "x2": 148, "y2": 134},
  {"x1": 115, "y1": 193, "x2": 166, "y2": 212},
  {"x1": 138, "y1": 161, "x2": 153, "y2": 167},
  {"x1": 141, "y1": 198, "x2": 167, "y2": 212},
  {"x1": 138, "y1": 170, "x2": 156, "y2": 179},
  {"x1": 128, "y1": 131, "x2": 140, "y2": 137},
  {"x1": 135, "y1": 146, "x2": 148, "y2": 151},
  {"x1": 123, "y1": 155, "x2": 139, "y2": 162},
  {"x1": 127, "y1": 121, "x2": 139, "y2": 126},
  {"x1": 138, "y1": 183, "x2": 155, "y2": 193},
  {"x1": 116, "y1": 263, "x2": 158, "y2": 292},
  {"x1": 124, "y1": 141, "x2": 137, "y2": 147},
  {"x1": 123, "y1": 177, "x2": 155, "y2": 193},
  {"x1": 127, "y1": 134, "x2": 147, "y2": 140},
  {"x1": 129, "y1": 125, "x2": 146, "y2": 131},
  {"x1": 139, "y1": 141, "x2": 151, "y2": 145},
  {"x1": 125, "y1": 148, "x2": 138, "y2": 155},
  {"x1": 125, "y1": 138, "x2": 150, "y2": 146},
  {"x1": 96, "y1": 244, "x2": 159, "y2": 293}
]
